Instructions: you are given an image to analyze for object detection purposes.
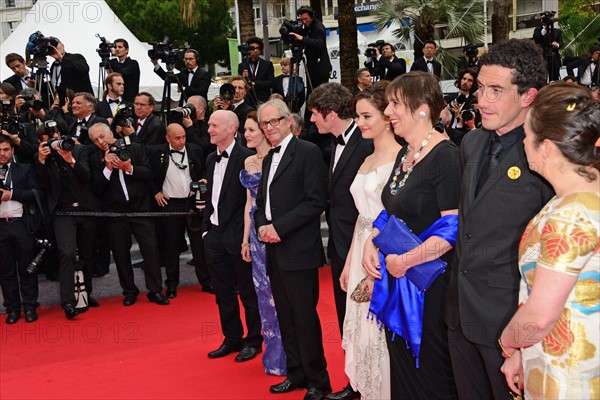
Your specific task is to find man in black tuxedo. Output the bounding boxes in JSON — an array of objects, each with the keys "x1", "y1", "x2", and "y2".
[
  {"x1": 410, "y1": 40, "x2": 442, "y2": 78},
  {"x1": 37, "y1": 131, "x2": 101, "y2": 319},
  {"x1": 255, "y1": 99, "x2": 330, "y2": 400},
  {"x1": 214, "y1": 76, "x2": 254, "y2": 145},
  {"x1": 238, "y1": 36, "x2": 275, "y2": 107},
  {"x1": 533, "y1": 12, "x2": 564, "y2": 82},
  {"x1": 273, "y1": 57, "x2": 305, "y2": 113},
  {"x1": 117, "y1": 92, "x2": 165, "y2": 146},
  {"x1": 49, "y1": 40, "x2": 94, "y2": 94},
  {"x1": 444, "y1": 67, "x2": 479, "y2": 145},
  {"x1": 109, "y1": 39, "x2": 140, "y2": 103},
  {"x1": 566, "y1": 45, "x2": 600, "y2": 87},
  {"x1": 0, "y1": 135, "x2": 41, "y2": 324},
  {"x1": 180, "y1": 95, "x2": 213, "y2": 155},
  {"x1": 88, "y1": 123, "x2": 169, "y2": 307},
  {"x1": 4, "y1": 53, "x2": 35, "y2": 93},
  {"x1": 291, "y1": 6, "x2": 331, "y2": 92},
  {"x1": 153, "y1": 50, "x2": 211, "y2": 105},
  {"x1": 149, "y1": 124, "x2": 208, "y2": 297},
  {"x1": 201, "y1": 110, "x2": 262, "y2": 362},
  {"x1": 95, "y1": 73, "x2": 126, "y2": 121},
  {"x1": 351, "y1": 68, "x2": 372, "y2": 96},
  {"x1": 445, "y1": 39, "x2": 554, "y2": 399},
  {"x1": 307, "y1": 84, "x2": 373, "y2": 400},
  {"x1": 67, "y1": 92, "x2": 109, "y2": 146},
  {"x1": 372, "y1": 43, "x2": 406, "y2": 81}
]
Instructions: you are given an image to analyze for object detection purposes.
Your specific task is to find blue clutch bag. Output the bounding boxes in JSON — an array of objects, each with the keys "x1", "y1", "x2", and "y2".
[{"x1": 372, "y1": 215, "x2": 447, "y2": 291}]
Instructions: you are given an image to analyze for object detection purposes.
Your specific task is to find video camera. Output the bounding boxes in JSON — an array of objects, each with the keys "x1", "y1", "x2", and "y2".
[
  {"x1": 463, "y1": 44, "x2": 479, "y2": 67},
  {"x1": 96, "y1": 33, "x2": 115, "y2": 67},
  {"x1": 279, "y1": 19, "x2": 304, "y2": 44},
  {"x1": 365, "y1": 40, "x2": 386, "y2": 58},
  {"x1": 109, "y1": 136, "x2": 132, "y2": 161},
  {"x1": 113, "y1": 104, "x2": 134, "y2": 128},
  {"x1": 43, "y1": 120, "x2": 75, "y2": 152},
  {"x1": 26, "y1": 239, "x2": 52, "y2": 275},
  {"x1": 26, "y1": 31, "x2": 60, "y2": 58},
  {"x1": 190, "y1": 181, "x2": 207, "y2": 209},
  {"x1": 0, "y1": 99, "x2": 20, "y2": 132},
  {"x1": 19, "y1": 94, "x2": 44, "y2": 112},
  {"x1": 169, "y1": 103, "x2": 196, "y2": 123},
  {"x1": 148, "y1": 36, "x2": 181, "y2": 66},
  {"x1": 540, "y1": 11, "x2": 557, "y2": 27},
  {"x1": 238, "y1": 44, "x2": 253, "y2": 64}
]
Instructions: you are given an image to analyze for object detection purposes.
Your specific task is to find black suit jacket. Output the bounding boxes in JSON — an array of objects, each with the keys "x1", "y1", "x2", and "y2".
[
  {"x1": 148, "y1": 143, "x2": 204, "y2": 196},
  {"x1": 184, "y1": 119, "x2": 214, "y2": 157},
  {"x1": 238, "y1": 58, "x2": 275, "y2": 105},
  {"x1": 95, "y1": 98, "x2": 131, "y2": 120},
  {"x1": 377, "y1": 55, "x2": 406, "y2": 80},
  {"x1": 445, "y1": 127, "x2": 554, "y2": 346},
  {"x1": 67, "y1": 114, "x2": 109, "y2": 146},
  {"x1": 109, "y1": 57, "x2": 140, "y2": 103},
  {"x1": 566, "y1": 57, "x2": 599, "y2": 85},
  {"x1": 201, "y1": 142, "x2": 252, "y2": 254},
  {"x1": 3, "y1": 74, "x2": 26, "y2": 92},
  {"x1": 50, "y1": 53, "x2": 94, "y2": 94},
  {"x1": 302, "y1": 19, "x2": 332, "y2": 87},
  {"x1": 255, "y1": 136, "x2": 327, "y2": 271},
  {"x1": 327, "y1": 124, "x2": 373, "y2": 260},
  {"x1": 154, "y1": 66, "x2": 211, "y2": 105},
  {"x1": 89, "y1": 143, "x2": 154, "y2": 212},
  {"x1": 233, "y1": 102, "x2": 254, "y2": 140},
  {"x1": 132, "y1": 114, "x2": 166, "y2": 146},
  {"x1": 411, "y1": 57, "x2": 442, "y2": 78},
  {"x1": 5, "y1": 162, "x2": 45, "y2": 232},
  {"x1": 36, "y1": 144, "x2": 100, "y2": 214},
  {"x1": 273, "y1": 75, "x2": 305, "y2": 113}
]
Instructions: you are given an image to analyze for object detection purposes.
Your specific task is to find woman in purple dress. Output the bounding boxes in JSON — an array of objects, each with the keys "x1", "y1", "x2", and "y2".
[{"x1": 240, "y1": 111, "x2": 286, "y2": 375}]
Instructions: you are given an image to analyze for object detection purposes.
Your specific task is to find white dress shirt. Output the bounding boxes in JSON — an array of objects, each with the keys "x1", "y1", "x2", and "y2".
[
  {"x1": 210, "y1": 141, "x2": 236, "y2": 226},
  {"x1": 265, "y1": 133, "x2": 293, "y2": 221},
  {"x1": 332, "y1": 121, "x2": 356, "y2": 172},
  {"x1": 163, "y1": 146, "x2": 192, "y2": 199}
]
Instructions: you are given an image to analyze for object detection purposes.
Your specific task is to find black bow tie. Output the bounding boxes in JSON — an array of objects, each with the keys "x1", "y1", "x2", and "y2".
[
  {"x1": 215, "y1": 150, "x2": 229, "y2": 163},
  {"x1": 426, "y1": 60, "x2": 432, "y2": 64},
  {"x1": 170, "y1": 149, "x2": 184, "y2": 155},
  {"x1": 334, "y1": 135, "x2": 346, "y2": 146},
  {"x1": 268, "y1": 146, "x2": 281, "y2": 155},
  {"x1": 108, "y1": 98, "x2": 120, "y2": 104},
  {"x1": 188, "y1": 69, "x2": 195, "y2": 74},
  {"x1": 77, "y1": 120, "x2": 87, "y2": 126}
]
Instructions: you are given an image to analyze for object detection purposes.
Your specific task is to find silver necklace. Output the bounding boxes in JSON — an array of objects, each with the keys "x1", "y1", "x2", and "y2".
[{"x1": 389, "y1": 129, "x2": 434, "y2": 195}]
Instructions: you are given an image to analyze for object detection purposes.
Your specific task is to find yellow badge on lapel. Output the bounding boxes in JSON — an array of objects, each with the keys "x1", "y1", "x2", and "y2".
[{"x1": 507, "y1": 166, "x2": 521, "y2": 180}]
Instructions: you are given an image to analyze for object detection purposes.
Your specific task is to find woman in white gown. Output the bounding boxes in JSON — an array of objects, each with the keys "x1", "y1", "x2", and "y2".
[{"x1": 339, "y1": 81, "x2": 400, "y2": 400}]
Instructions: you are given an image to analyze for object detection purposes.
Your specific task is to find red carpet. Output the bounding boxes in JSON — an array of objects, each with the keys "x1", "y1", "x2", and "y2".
[{"x1": 0, "y1": 267, "x2": 346, "y2": 399}]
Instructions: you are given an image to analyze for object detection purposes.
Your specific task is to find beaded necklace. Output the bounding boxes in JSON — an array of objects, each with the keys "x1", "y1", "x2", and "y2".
[{"x1": 389, "y1": 129, "x2": 434, "y2": 195}]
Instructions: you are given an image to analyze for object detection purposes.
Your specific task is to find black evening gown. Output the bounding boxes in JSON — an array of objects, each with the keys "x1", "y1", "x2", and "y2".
[{"x1": 380, "y1": 140, "x2": 459, "y2": 399}]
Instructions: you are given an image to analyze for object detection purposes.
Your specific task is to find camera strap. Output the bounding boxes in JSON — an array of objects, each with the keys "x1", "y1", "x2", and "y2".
[{"x1": 2, "y1": 165, "x2": 12, "y2": 190}]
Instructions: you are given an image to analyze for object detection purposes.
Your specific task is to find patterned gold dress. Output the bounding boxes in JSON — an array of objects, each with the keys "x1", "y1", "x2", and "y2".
[{"x1": 518, "y1": 192, "x2": 600, "y2": 400}]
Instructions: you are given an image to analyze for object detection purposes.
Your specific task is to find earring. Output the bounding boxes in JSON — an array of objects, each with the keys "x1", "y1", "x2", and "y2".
[{"x1": 419, "y1": 110, "x2": 426, "y2": 118}]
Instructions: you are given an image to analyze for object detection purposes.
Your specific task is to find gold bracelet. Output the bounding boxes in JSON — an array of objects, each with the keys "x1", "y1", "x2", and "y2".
[
  {"x1": 241, "y1": 242, "x2": 250, "y2": 249},
  {"x1": 498, "y1": 338, "x2": 513, "y2": 358}
]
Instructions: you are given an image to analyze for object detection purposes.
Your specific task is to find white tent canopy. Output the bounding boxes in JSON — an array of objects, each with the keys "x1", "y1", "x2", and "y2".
[{"x1": 0, "y1": 0, "x2": 167, "y2": 100}]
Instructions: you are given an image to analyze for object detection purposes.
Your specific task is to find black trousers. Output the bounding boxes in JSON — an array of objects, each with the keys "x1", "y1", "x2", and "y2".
[
  {"x1": 268, "y1": 258, "x2": 331, "y2": 391},
  {"x1": 53, "y1": 215, "x2": 96, "y2": 306},
  {"x1": 329, "y1": 249, "x2": 346, "y2": 337},
  {"x1": 159, "y1": 198, "x2": 206, "y2": 289},
  {"x1": 107, "y1": 217, "x2": 163, "y2": 297},
  {"x1": 0, "y1": 219, "x2": 38, "y2": 311},
  {"x1": 204, "y1": 228, "x2": 261, "y2": 347}
]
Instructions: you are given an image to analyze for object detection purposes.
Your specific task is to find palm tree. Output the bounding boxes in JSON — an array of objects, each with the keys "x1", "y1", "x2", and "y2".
[
  {"x1": 492, "y1": 0, "x2": 509, "y2": 43},
  {"x1": 374, "y1": 0, "x2": 485, "y2": 78},
  {"x1": 338, "y1": 0, "x2": 359, "y2": 89}
]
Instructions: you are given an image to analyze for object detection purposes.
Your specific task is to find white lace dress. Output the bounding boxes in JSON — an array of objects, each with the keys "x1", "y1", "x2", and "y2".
[{"x1": 341, "y1": 163, "x2": 393, "y2": 400}]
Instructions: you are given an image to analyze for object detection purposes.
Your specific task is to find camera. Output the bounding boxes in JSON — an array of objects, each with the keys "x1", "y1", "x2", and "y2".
[
  {"x1": 148, "y1": 36, "x2": 180, "y2": 65},
  {"x1": 365, "y1": 40, "x2": 385, "y2": 58},
  {"x1": 169, "y1": 103, "x2": 196, "y2": 123},
  {"x1": 26, "y1": 31, "x2": 59, "y2": 58},
  {"x1": 220, "y1": 83, "x2": 235, "y2": 102},
  {"x1": 113, "y1": 104, "x2": 134, "y2": 128},
  {"x1": 190, "y1": 181, "x2": 207, "y2": 209},
  {"x1": 44, "y1": 136, "x2": 75, "y2": 152},
  {"x1": 0, "y1": 99, "x2": 19, "y2": 132},
  {"x1": 461, "y1": 109, "x2": 475, "y2": 122},
  {"x1": 109, "y1": 136, "x2": 132, "y2": 161},
  {"x1": 540, "y1": 11, "x2": 557, "y2": 26},
  {"x1": 19, "y1": 94, "x2": 44, "y2": 112},
  {"x1": 96, "y1": 34, "x2": 115, "y2": 67},
  {"x1": 238, "y1": 43, "x2": 253, "y2": 63},
  {"x1": 26, "y1": 239, "x2": 52, "y2": 275},
  {"x1": 279, "y1": 19, "x2": 304, "y2": 43}
]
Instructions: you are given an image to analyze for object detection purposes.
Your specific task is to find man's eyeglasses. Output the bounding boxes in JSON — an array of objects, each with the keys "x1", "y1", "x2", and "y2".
[{"x1": 259, "y1": 116, "x2": 285, "y2": 130}]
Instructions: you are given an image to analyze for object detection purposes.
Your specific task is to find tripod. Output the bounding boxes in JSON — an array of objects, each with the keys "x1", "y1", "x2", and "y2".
[
  {"x1": 96, "y1": 58, "x2": 110, "y2": 100},
  {"x1": 30, "y1": 56, "x2": 56, "y2": 110},
  {"x1": 160, "y1": 62, "x2": 183, "y2": 124}
]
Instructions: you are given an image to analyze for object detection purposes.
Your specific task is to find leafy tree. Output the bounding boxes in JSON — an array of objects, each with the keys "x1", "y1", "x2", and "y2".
[
  {"x1": 373, "y1": 0, "x2": 485, "y2": 78},
  {"x1": 559, "y1": 0, "x2": 600, "y2": 59}
]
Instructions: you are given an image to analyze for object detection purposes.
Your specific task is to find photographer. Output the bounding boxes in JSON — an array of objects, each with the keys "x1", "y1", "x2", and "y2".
[
  {"x1": 153, "y1": 49, "x2": 211, "y2": 105},
  {"x1": 4, "y1": 53, "x2": 35, "y2": 93},
  {"x1": 444, "y1": 68, "x2": 479, "y2": 146},
  {"x1": 177, "y1": 95, "x2": 213, "y2": 155},
  {"x1": 273, "y1": 57, "x2": 305, "y2": 112},
  {"x1": 148, "y1": 124, "x2": 207, "y2": 297},
  {"x1": 533, "y1": 11, "x2": 563, "y2": 81},
  {"x1": 0, "y1": 135, "x2": 42, "y2": 324},
  {"x1": 238, "y1": 37, "x2": 275, "y2": 107},
  {"x1": 371, "y1": 42, "x2": 406, "y2": 81},
  {"x1": 36, "y1": 125, "x2": 100, "y2": 319},
  {"x1": 95, "y1": 73, "x2": 128, "y2": 122},
  {"x1": 67, "y1": 92, "x2": 109, "y2": 146},
  {"x1": 88, "y1": 122, "x2": 169, "y2": 307},
  {"x1": 214, "y1": 76, "x2": 253, "y2": 144},
  {"x1": 109, "y1": 39, "x2": 140, "y2": 103},
  {"x1": 118, "y1": 92, "x2": 165, "y2": 146},
  {"x1": 566, "y1": 45, "x2": 600, "y2": 87},
  {"x1": 49, "y1": 39, "x2": 94, "y2": 94},
  {"x1": 289, "y1": 6, "x2": 331, "y2": 93}
]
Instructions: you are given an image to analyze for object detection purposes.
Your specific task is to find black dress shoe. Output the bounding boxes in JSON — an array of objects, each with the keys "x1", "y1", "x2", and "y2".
[
  {"x1": 270, "y1": 378, "x2": 298, "y2": 394},
  {"x1": 166, "y1": 288, "x2": 177, "y2": 299},
  {"x1": 5, "y1": 310, "x2": 20, "y2": 324},
  {"x1": 64, "y1": 304, "x2": 79, "y2": 320},
  {"x1": 24, "y1": 309, "x2": 38, "y2": 323},
  {"x1": 123, "y1": 295, "x2": 137, "y2": 306},
  {"x1": 88, "y1": 297, "x2": 100, "y2": 307},
  {"x1": 207, "y1": 341, "x2": 243, "y2": 358},
  {"x1": 235, "y1": 345, "x2": 262, "y2": 362},
  {"x1": 200, "y1": 284, "x2": 215, "y2": 294},
  {"x1": 92, "y1": 269, "x2": 109, "y2": 278},
  {"x1": 132, "y1": 260, "x2": 144, "y2": 269},
  {"x1": 325, "y1": 384, "x2": 359, "y2": 400},
  {"x1": 147, "y1": 292, "x2": 170, "y2": 305},
  {"x1": 304, "y1": 388, "x2": 330, "y2": 400}
]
